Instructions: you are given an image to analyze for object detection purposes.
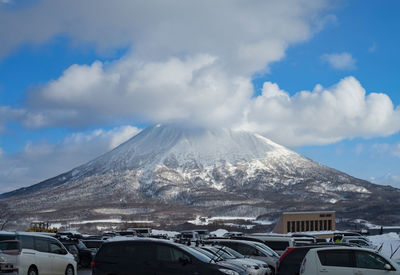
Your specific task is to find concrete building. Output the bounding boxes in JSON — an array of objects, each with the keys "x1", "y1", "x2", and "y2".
[{"x1": 273, "y1": 211, "x2": 336, "y2": 234}]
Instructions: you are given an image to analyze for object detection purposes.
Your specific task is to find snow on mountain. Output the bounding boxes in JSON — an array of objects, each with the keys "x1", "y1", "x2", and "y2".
[{"x1": 1, "y1": 124, "x2": 400, "y2": 227}]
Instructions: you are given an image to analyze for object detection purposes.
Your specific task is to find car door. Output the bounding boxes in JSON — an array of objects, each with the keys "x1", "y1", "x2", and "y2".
[
  {"x1": 316, "y1": 249, "x2": 356, "y2": 275},
  {"x1": 33, "y1": 237, "x2": 52, "y2": 275},
  {"x1": 354, "y1": 251, "x2": 399, "y2": 275},
  {"x1": 49, "y1": 240, "x2": 69, "y2": 275}
]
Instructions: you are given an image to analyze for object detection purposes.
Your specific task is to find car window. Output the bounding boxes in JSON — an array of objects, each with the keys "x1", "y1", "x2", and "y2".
[
  {"x1": 34, "y1": 237, "x2": 49, "y2": 253},
  {"x1": 76, "y1": 240, "x2": 87, "y2": 250},
  {"x1": 180, "y1": 246, "x2": 213, "y2": 263},
  {"x1": 49, "y1": 240, "x2": 67, "y2": 255},
  {"x1": 16, "y1": 235, "x2": 34, "y2": 249},
  {"x1": 317, "y1": 250, "x2": 355, "y2": 267},
  {"x1": 65, "y1": 244, "x2": 78, "y2": 253},
  {"x1": 156, "y1": 244, "x2": 188, "y2": 262},
  {"x1": 356, "y1": 251, "x2": 393, "y2": 270},
  {"x1": 97, "y1": 241, "x2": 152, "y2": 261}
]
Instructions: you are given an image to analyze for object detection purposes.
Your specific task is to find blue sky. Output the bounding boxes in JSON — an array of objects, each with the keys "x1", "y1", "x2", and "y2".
[{"x1": 0, "y1": 0, "x2": 399, "y2": 193}]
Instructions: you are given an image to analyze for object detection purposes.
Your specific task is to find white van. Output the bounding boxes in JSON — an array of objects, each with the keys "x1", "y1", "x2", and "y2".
[
  {"x1": 299, "y1": 246, "x2": 400, "y2": 275},
  {"x1": 0, "y1": 231, "x2": 77, "y2": 275}
]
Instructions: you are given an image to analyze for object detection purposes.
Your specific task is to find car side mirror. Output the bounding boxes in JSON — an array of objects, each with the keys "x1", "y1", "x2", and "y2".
[{"x1": 384, "y1": 264, "x2": 392, "y2": 270}]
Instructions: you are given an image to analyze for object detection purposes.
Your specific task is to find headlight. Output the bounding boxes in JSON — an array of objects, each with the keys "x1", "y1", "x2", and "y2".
[{"x1": 218, "y1": 268, "x2": 240, "y2": 275}]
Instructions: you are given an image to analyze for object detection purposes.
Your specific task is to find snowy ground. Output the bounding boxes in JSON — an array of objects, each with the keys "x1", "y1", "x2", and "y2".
[{"x1": 369, "y1": 233, "x2": 400, "y2": 263}]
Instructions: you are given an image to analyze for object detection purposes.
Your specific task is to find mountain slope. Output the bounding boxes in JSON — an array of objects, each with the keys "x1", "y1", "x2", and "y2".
[{"x1": 1, "y1": 124, "x2": 399, "y2": 227}]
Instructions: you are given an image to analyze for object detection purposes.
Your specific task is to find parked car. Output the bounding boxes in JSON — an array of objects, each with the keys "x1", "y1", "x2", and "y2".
[
  {"x1": 247, "y1": 235, "x2": 295, "y2": 256},
  {"x1": 205, "y1": 239, "x2": 279, "y2": 274},
  {"x1": 212, "y1": 245, "x2": 273, "y2": 275},
  {"x1": 277, "y1": 244, "x2": 346, "y2": 275},
  {"x1": 299, "y1": 246, "x2": 400, "y2": 275},
  {"x1": 81, "y1": 239, "x2": 104, "y2": 253},
  {"x1": 341, "y1": 237, "x2": 377, "y2": 249},
  {"x1": 61, "y1": 242, "x2": 80, "y2": 264},
  {"x1": 0, "y1": 231, "x2": 77, "y2": 275},
  {"x1": 0, "y1": 240, "x2": 20, "y2": 274},
  {"x1": 180, "y1": 230, "x2": 201, "y2": 241},
  {"x1": 197, "y1": 245, "x2": 272, "y2": 275},
  {"x1": 58, "y1": 238, "x2": 93, "y2": 268},
  {"x1": 92, "y1": 237, "x2": 246, "y2": 275}
]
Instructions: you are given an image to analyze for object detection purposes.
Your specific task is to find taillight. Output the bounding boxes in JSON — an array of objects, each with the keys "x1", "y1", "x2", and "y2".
[
  {"x1": 279, "y1": 247, "x2": 294, "y2": 263},
  {"x1": 2, "y1": 249, "x2": 21, "y2": 255},
  {"x1": 91, "y1": 261, "x2": 97, "y2": 269}
]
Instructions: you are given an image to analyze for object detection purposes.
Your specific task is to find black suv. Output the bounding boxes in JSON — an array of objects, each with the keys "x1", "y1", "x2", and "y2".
[{"x1": 92, "y1": 238, "x2": 246, "y2": 275}]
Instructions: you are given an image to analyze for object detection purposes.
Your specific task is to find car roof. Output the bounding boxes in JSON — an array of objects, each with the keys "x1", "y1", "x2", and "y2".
[
  {"x1": 308, "y1": 246, "x2": 376, "y2": 253},
  {"x1": 105, "y1": 236, "x2": 176, "y2": 245},
  {"x1": 205, "y1": 239, "x2": 260, "y2": 246}
]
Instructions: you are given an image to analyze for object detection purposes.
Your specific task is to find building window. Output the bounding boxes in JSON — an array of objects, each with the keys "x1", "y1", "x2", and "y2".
[
  {"x1": 328, "y1": 220, "x2": 332, "y2": 230},
  {"x1": 296, "y1": 221, "x2": 300, "y2": 232},
  {"x1": 310, "y1": 220, "x2": 314, "y2": 231},
  {"x1": 301, "y1": 221, "x2": 305, "y2": 232},
  {"x1": 306, "y1": 221, "x2": 309, "y2": 231},
  {"x1": 287, "y1": 221, "x2": 291, "y2": 233},
  {"x1": 319, "y1": 220, "x2": 323, "y2": 231},
  {"x1": 292, "y1": 221, "x2": 295, "y2": 232},
  {"x1": 324, "y1": 220, "x2": 327, "y2": 230}
]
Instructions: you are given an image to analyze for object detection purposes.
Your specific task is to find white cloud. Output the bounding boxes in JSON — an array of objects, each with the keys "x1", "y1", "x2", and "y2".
[
  {"x1": 321, "y1": 52, "x2": 356, "y2": 70},
  {"x1": 14, "y1": 63, "x2": 399, "y2": 147},
  {"x1": 0, "y1": 125, "x2": 140, "y2": 193},
  {"x1": 240, "y1": 76, "x2": 400, "y2": 146},
  {"x1": 0, "y1": 0, "x2": 330, "y2": 75},
  {"x1": 24, "y1": 55, "x2": 253, "y2": 129}
]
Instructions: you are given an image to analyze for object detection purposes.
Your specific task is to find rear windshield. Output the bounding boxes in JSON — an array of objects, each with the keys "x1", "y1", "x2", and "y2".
[
  {"x1": 278, "y1": 247, "x2": 313, "y2": 273},
  {"x1": 0, "y1": 241, "x2": 20, "y2": 250},
  {"x1": 0, "y1": 234, "x2": 15, "y2": 241},
  {"x1": 83, "y1": 241, "x2": 103, "y2": 248},
  {"x1": 263, "y1": 240, "x2": 290, "y2": 251},
  {"x1": 317, "y1": 250, "x2": 355, "y2": 267}
]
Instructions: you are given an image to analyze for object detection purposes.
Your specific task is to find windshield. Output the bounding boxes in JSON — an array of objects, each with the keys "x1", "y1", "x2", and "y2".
[
  {"x1": 207, "y1": 247, "x2": 235, "y2": 259},
  {"x1": 179, "y1": 245, "x2": 215, "y2": 263},
  {"x1": 192, "y1": 247, "x2": 222, "y2": 262},
  {"x1": 76, "y1": 240, "x2": 87, "y2": 250},
  {"x1": 222, "y1": 246, "x2": 245, "y2": 258}
]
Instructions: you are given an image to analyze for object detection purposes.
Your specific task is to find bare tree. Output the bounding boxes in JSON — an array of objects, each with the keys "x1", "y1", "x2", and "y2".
[{"x1": 0, "y1": 201, "x2": 11, "y2": 230}]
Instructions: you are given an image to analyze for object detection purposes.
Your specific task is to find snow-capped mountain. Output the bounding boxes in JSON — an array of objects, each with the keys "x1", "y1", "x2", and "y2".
[{"x1": 2, "y1": 124, "x2": 400, "y2": 227}]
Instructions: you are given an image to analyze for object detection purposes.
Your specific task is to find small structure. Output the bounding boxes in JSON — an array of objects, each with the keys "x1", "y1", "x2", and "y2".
[{"x1": 273, "y1": 211, "x2": 335, "y2": 234}]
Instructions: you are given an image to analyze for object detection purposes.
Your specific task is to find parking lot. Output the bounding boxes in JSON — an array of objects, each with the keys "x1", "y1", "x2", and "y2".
[{"x1": 1, "y1": 229, "x2": 400, "y2": 275}]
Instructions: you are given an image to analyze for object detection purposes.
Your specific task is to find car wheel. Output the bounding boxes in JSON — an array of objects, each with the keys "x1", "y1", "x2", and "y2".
[
  {"x1": 28, "y1": 266, "x2": 38, "y2": 275},
  {"x1": 65, "y1": 265, "x2": 74, "y2": 275}
]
